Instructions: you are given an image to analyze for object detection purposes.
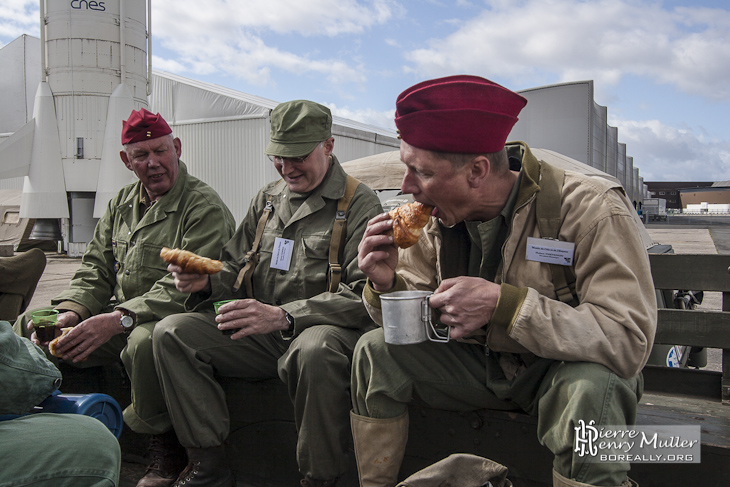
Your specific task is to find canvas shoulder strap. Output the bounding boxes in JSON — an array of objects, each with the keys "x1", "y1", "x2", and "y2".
[
  {"x1": 535, "y1": 162, "x2": 579, "y2": 306},
  {"x1": 233, "y1": 176, "x2": 362, "y2": 295},
  {"x1": 232, "y1": 182, "x2": 284, "y2": 294},
  {"x1": 327, "y1": 175, "x2": 361, "y2": 293}
]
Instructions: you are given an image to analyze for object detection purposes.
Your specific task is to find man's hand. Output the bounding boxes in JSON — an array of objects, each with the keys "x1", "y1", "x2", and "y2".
[
  {"x1": 215, "y1": 299, "x2": 288, "y2": 338},
  {"x1": 429, "y1": 277, "x2": 501, "y2": 340},
  {"x1": 50, "y1": 311, "x2": 124, "y2": 363},
  {"x1": 358, "y1": 212, "x2": 398, "y2": 292},
  {"x1": 169, "y1": 264, "x2": 212, "y2": 294},
  {"x1": 29, "y1": 311, "x2": 81, "y2": 346}
]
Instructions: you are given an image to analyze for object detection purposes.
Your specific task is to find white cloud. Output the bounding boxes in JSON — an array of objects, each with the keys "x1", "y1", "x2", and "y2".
[
  {"x1": 403, "y1": 0, "x2": 730, "y2": 100},
  {"x1": 326, "y1": 103, "x2": 396, "y2": 131},
  {"x1": 150, "y1": 0, "x2": 399, "y2": 88},
  {"x1": 0, "y1": 0, "x2": 38, "y2": 39},
  {"x1": 612, "y1": 117, "x2": 730, "y2": 182}
]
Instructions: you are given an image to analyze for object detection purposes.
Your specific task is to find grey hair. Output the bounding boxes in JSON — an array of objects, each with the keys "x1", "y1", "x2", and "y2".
[{"x1": 432, "y1": 147, "x2": 509, "y2": 175}]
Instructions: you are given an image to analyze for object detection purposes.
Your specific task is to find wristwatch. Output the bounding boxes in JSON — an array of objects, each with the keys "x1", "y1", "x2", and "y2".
[
  {"x1": 284, "y1": 311, "x2": 295, "y2": 333},
  {"x1": 119, "y1": 309, "x2": 135, "y2": 333}
]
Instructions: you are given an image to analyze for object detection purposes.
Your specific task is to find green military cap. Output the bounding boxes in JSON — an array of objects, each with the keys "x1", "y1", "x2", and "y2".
[{"x1": 265, "y1": 100, "x2": 332, "y2": 158}]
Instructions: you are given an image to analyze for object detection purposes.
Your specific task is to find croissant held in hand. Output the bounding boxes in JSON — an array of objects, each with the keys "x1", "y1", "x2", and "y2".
[
  {"x1": 388, "y1": 201, "x2": 434, "y2": 249},
  {"x1": 49, "y1": 327, "x2": 73, "y2": 358},
  {"x1": 160, "y1": 247, "x2": 224, "y2": 274}
]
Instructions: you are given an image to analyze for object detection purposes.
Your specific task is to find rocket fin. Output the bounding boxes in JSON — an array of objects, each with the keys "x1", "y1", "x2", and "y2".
[{"x1": 20, "y1": 82, "x2": 69, "y2": 219}]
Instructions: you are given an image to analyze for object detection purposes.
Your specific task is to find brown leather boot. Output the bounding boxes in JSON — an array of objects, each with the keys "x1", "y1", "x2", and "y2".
[
  {"x1": 137, "y1": 430, "x2": 188, "y2": 487},
  {"x1": 172, "y1": 446, "x2": 235, "y2": 487}
]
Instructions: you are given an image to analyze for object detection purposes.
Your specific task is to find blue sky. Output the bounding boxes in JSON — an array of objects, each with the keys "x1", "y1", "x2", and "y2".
[{"x1": 2, "y1": 0, "x2": 729, "y2": 182}]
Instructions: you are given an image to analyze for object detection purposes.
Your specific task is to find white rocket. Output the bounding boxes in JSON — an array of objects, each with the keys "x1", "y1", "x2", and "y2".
[{"x1": 0, "y1": 0, "x2": 151, "y2": 251}]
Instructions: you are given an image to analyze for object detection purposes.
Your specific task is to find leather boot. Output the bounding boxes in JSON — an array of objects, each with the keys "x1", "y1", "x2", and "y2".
[
  {"x1": 350, "y1": 410, "x2": 409, "y2": 487},
  {"x1": 552, "y1": 469, "x2": 638, "y2": 487},
  {"x1": 172, "y1": 446, "x2": 235, "y2": 487},
  {"x1": 136, "y1": 430, "x2": 188, "y2": 487}
]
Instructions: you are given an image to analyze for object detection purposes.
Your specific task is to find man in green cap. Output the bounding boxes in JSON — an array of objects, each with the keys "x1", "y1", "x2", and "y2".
[{"x1": 152, "y1": 100, "x2": 383, "y2": 487}]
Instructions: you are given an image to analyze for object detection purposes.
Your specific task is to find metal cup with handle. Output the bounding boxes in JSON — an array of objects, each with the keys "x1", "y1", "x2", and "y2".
[{"x1": 381, "y1": 290, "x2": 450, "y2": 345}]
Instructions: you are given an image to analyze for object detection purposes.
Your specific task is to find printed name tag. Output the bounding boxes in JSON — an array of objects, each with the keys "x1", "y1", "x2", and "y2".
[
  {"x1": 526, "y1": 237, "x2": 575, "y2": 266},
  {"x1": 271, "y1": 237, "x2": 294, "y2": 271}
]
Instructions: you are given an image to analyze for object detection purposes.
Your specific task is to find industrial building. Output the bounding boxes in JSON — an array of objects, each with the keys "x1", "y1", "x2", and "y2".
[
  {"x1": 644, "y1": 181, "x2": 714, "y2": 210},
  {"x1": 1, "y1": 1, "x2": 650, "y2": 253},
  {"x1": 0, "y1": 0, "x2": 397, "y2": 254},
  {"x1": 510, "y1": 80, "x2": 645, "y2": 208}
]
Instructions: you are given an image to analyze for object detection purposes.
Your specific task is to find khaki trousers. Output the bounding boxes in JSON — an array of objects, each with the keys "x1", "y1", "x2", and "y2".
[
  {"x1": 153, "y1": 311, "x2": 366, "y2": 481},
  {"x1": 13, "y1": 308, "x2": 171, "y2": 435},
  {"x1": 351, "y1": 328, "x2": 642, "y2": 486}
]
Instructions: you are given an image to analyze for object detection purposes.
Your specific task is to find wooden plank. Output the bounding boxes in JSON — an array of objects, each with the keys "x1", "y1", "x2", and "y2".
[
  {"x1": 655, "y1": 309, "x2": 730, "y2": 348},
  {"x1": 642, "y1": 365, "x2": 721, "y2": 397},
  {"x1": 649, "y1": 254, "x2": 730, "y2": 291}
]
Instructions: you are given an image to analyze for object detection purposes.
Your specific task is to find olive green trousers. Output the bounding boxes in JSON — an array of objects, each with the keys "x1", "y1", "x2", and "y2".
[
  {"x1": 14, "y1": 308, "x2": 171, "y2": 435},
  {"x1": 152, "y1": 311, "x2": 367, "y2": 482},
  {"x1": 0, "y1": 413, "x2": 120, "y2": 487},
  {"x1": 351, "y1": 328, "x2": 642, "y2": 487}
]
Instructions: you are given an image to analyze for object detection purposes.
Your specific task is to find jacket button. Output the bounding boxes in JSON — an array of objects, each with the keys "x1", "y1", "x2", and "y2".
[
  {"x1": 125, "y1": 270, "x2": 131, "y2": 275},
  {"x1": 279, "y1": 270, "x2": 286, "y2": 275}
]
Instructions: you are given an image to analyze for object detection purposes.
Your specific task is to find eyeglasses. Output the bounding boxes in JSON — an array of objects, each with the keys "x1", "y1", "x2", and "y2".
[
  {"x1": 267, "y1": 141, "x2": 323, "y2": 165},
  {"x1": 267, "y1": 149, "x2": 315, "y2": 166}
]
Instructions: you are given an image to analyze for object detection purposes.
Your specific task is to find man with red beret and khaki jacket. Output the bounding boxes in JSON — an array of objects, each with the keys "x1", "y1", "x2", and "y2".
[
  {"x1": 353, "y1": 75, "x2": 656, "y2": 487},
  {"x1": 15, "y1": 108, "x2": 236, "y2": 487}
]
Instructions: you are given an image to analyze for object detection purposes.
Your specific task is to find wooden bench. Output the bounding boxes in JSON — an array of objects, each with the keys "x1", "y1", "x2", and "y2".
[
  {"x1": 403, "y1": 253, "x2": 730, "y2": 487},
  {"x1": 57, "y1": 253, "x2": 730, "y2": 487}
]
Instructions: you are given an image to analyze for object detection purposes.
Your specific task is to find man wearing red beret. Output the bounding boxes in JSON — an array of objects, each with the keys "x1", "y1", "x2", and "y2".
[
  {"x1": 15, "y1": 108, "x2": 236, "y2": 487},
  {"x1": 353, "y1": 75, "x2": 656, "y2": 487}
]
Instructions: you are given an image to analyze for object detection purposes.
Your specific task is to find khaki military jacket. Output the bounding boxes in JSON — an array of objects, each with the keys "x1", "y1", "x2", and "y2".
[
  {"x1": 365, "y1": 143, "x2": 657, "y2": 379},
  {"x1": 53, "y1": 162, "x2": 235, "y2": 325},
  {"x1": 194, "y1": 156, "x2": 382, "y2": 337}
]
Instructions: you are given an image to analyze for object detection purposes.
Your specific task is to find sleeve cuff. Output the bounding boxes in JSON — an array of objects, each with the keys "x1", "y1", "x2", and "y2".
[
  {"x1": 54, "y1": 301, "x2": 91, "y2": 321},
  {"x1": 363, "y1": 274, "x2": 409, "y2": 309},
  {"x1": 489, "y1": 283, "x2": 528, "y2": 333}
]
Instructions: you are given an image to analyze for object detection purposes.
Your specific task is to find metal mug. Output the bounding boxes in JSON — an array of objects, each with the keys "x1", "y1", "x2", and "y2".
[{"x1": 381, "y1": 290, "x2": 450, "y2": 345}]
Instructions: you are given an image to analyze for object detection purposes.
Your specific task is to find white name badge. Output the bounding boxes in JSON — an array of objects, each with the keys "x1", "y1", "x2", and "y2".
[
  {"x1": 526, "y1": 237, "x2": 575, "y2": 266},
  {"x1": 271, "y1": 237, "x2": 294, "y2": 271}
]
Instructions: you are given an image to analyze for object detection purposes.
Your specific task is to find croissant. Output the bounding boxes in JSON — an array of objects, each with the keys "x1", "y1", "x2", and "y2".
[
  {"x1": 388, "y1": 201, "x2": 434, "y2": 249},
  {"x1": 160, "y1": 247, "x2": 224, "y2": 274},
  {"x1": 49, "y1": 327, "x2": 73, "y2": 358}
]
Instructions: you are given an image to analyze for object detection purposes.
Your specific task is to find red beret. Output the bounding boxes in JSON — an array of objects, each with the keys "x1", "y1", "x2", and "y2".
[
  {"x1": 121, "y1": 108, "x2": 172, "y2": 145},
  {"x1": 395, "y1": 75, "x2": 527, "y2": 154}
]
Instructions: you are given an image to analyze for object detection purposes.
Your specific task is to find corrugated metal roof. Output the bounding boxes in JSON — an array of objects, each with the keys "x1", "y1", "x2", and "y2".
[{"x1": 152, "y1": 70, "x2": 398, "y2": 138}]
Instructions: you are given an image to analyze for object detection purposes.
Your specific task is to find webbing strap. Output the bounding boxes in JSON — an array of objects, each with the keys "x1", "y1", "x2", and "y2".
[
  {"x1": 535, "y1": 162, "x2": 578, "y2": 306},
  {"x1": 326, "y1": 175, "x2": 361, "y2": 293},
  {"x1": 233, "y1": 195, "x2": 275, "y2": 294},
  {"x1": 232, "y1": 176, "x2": 361, "y2": 295}
]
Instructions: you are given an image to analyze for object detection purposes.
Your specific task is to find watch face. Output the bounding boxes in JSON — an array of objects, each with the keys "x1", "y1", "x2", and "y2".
[{"x1": 121, "y1": 315, "x2": 134, "y2": 329}]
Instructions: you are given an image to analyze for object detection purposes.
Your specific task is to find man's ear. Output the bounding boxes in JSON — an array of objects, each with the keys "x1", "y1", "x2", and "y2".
[
  {"x1": 120, "y1": 150, "x2": 133, "y2": 171},
  {"x1": 323, "y1": 137, "x2": 335, "y2": 156},
  {"x1": 467, "y1": 155, "x2": 490, "y2": 188},
  {"x1": 173, "y1": 137, "x2": 182, "y2": 158}
]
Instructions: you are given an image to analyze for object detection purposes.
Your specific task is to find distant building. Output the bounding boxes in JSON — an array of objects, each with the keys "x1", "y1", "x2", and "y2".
[
  {"x1": 510, "y1": 80, "x2": 645, "y2": 208},
  {"x1": 644, "y1": 182, "x2": 714, "y2": 210},
  {"x1": 679, "y1": 186, "x2": 730, "y2": 210}
]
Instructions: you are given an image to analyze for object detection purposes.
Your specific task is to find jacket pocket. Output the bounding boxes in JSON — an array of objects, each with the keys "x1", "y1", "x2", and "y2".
[{"x1": 300, "y1": 234, "x2": 329, "y2": 294}]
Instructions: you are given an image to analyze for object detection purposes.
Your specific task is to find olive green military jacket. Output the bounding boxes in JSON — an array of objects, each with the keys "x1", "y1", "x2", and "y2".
[
  {"x1": 53, "y1": 162, "x2": 235, "y2": 325},
  {"x1": 190, "y1": 156, "x2": 382, "y2": 337}
]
